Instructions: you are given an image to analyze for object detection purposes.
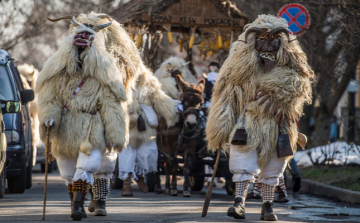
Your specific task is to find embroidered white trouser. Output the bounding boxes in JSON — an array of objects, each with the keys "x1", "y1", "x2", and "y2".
[
  {"x1": 118, "y1": 139, "x2": 158, "y2": 180},
  {"x1": 57, "y1": 149, "x2": 116, "y2": 185},
  {"x1": 229, "y1": 144, "x2": 287, "y2": 186}
]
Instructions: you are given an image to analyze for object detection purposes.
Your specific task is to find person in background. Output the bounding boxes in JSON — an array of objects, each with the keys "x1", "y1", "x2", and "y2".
[
  {"x1": 203, "y1": 62, "x2": 225, "y2": 185},
  {"x1": 204, "y1": 62, "x2": 220, "y2": 105},
  {"x1": 330, "y1": 116, "x2": 338, "y2": 143}
]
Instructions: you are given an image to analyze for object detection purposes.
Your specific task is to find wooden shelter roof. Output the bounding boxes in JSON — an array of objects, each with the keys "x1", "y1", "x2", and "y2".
[{"x1": 111, "y1": 0, "x2": 250, "y2": 28}]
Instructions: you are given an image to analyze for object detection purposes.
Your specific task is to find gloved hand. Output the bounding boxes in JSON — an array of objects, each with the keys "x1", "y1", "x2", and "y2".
[
  {"x1": 45, "y1": 119, "x2": 54, "y2": 127},
  {"x1": 174, "y1": 100, "x2": 182, "y2": 113}
]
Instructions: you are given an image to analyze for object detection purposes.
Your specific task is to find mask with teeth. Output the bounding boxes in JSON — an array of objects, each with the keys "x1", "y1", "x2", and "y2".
[
  {"x1": 255, "y1": 30, "x2": 280, "y2": 73},
  {"x1": 239, "y1": 27, "x2": 296, "y2": 73}
]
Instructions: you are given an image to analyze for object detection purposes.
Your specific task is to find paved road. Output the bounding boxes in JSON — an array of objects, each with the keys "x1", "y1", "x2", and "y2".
[{"x1": 0, "y1": 165, "x2": 359, "y2": 223}]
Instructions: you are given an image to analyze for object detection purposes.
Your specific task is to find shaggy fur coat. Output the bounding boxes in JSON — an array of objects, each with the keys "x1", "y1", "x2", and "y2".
[
  {"x1": 154, "y1": 56, "x2": 198, "y2": 99},
  {"x1": 128, "y1": 63, "x2": 178, "y2": 148},
  {"x1": 36, "y1": 12, "x2": 141, "y2": 159},
  {"x1": 206, "y1": 15, "x2": 314, "y2": 168},
  {"x1": 18, "y1": 64, "x2": 41, "y2": 152}
]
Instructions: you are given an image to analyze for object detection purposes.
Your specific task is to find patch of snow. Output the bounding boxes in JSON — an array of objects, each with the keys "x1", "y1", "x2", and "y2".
[{"x1": 294, "y1": 142, "x2": 360, "y2": 167}]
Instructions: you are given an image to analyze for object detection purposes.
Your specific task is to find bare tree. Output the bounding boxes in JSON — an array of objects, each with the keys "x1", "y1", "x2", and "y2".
[{"x1": 0, "y1": 0, "x2": 123, "y2": 68}]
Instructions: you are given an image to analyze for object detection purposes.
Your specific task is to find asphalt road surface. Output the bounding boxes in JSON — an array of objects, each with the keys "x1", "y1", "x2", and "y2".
[{"x1": 0, "y1": 165, "x2": 359, "y2": 223}]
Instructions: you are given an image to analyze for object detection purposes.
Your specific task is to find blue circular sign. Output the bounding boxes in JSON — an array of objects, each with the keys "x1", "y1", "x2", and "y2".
[{"x1": 278, "y1": 3, "x2": 311, "y2": 36}]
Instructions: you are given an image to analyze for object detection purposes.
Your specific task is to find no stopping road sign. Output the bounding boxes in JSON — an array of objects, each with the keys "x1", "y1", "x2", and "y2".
[{"x1": 277, "y1": 3, "x2": 311, "y2": 36}]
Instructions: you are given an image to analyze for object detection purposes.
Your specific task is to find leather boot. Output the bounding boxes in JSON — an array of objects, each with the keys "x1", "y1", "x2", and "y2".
[
  {"x1": 227, "y1": 197, "x2": 245, "y2": 219},
  {"x1": 247, "y1": 190, "x2": 262, "y2": 199},
  {"x1": 88, "y1": 188, "x2": 94, "y2": 213},
  {"x1": 137, "y1": 175, "x2": 148, "y2": 193},
  {"x1": 122, "y1": 177, "x2": 133, "y2": 197},
  {"x1": 274, "y1": 188, "x2": 289, "y2": 203},
  {"x1": 71, "y1": 192, "x2": 86, "y2": 221},
  {"x1": 94, "y1": 200, "x2": 107, "y2": 216},
  {"x1": 260, "y1": 201, "x2": 278, "y2": 221}
]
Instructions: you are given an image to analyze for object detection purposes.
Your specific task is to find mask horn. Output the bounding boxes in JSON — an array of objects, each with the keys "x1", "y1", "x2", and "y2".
[
  {"x1": 47, "y1": 15, "x2": 76, "y2": 22},
  {"x1": 270, "y1": 27, "x2": 296, "y2": 43},
  {"x1": 72, "y1": 16, "x2": 83, "y2": 27},
  {"x1": 97, "y1": 14, "x2": 113, "y2": 21},
  {"x1": 239, "y1": 27, "x2": 263, "y2": 44},
  {"x1": 92, "y1": 22, "x2": 112, "y2": 32}
]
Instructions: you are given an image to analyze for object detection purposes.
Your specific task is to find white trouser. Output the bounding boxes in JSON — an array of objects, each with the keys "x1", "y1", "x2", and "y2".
[
  {"x1": 93, "y1": 151, "x2": 117, "y2": 180},
  {"x1": 57, "y1": 149, "x2": 116, "y2": 185},
  {"x1": 229, "y1": 145, "x2": 287, "y2": 186},
  {"x1": 118, "y1": 139, "x2": 158, "y2": 180}
]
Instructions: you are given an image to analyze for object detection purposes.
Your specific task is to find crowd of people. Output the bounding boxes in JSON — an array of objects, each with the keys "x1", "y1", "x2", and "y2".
[{"x1": 34, "y1": 12, "x2": 312, "y2": 221}]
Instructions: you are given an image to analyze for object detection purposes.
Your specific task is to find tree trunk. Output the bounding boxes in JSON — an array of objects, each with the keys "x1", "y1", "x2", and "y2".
[{"x1": 312, "y1": 108, "x2": 332, "y2": 147}]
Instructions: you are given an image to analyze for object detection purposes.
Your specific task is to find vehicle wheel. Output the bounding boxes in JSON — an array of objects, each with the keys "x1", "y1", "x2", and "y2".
[
  {"x1": 0, "y1": 168, "x2": 6, "y2": 198},
  {"x1": 26, "y1": 151, "x2": 33, "y2": 189},
  {"x1": 189, "y1": 163, "x2": 205, "y2": 191},
  {"x1": 8, "y1": 160, "x2": 27, "y2": 193},
  {"x1": 41, "y1": 161, "x2": 55, "y2": 173},
  {"x1": 225, "y1": 177, "x2": 235, "y2": 195},
  {"x1": 146, "y1": 172, "x2": 156, "y2": 192},
  {"x1": 110, "y1": 155, "x2": 123, "y2": 189}
]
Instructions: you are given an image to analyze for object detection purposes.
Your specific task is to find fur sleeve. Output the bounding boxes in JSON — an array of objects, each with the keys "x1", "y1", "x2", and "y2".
[
  {"x1": 99, "y1": 86, "x2": 128, "y2": 152},
  {"x1": 206, "y1": 76, "x2": 244, "y2": 152},
  {"x1": 149, "y1": 75, "x2": 179, "y2": 127},
  {"x1": 258, "y1": 67, "x2": 312, "y2": 121},
  {"x1": 36, "y1": 78, "x2": 63, "y2": 142}
]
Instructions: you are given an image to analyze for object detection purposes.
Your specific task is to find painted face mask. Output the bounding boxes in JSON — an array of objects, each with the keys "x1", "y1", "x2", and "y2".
[
  {"x1": 47, "y1": 15, "x2": 112, "y2": 57},
  {"x1": 240, "y1": 27, "x2": 296, "y2": 73}
]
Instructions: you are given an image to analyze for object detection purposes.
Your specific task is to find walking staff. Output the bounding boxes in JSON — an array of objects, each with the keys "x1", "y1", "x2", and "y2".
[
  {"x1": 202, "y1": 148, "x2": 221, "y2": 217},
  {"x1": 42, "y1": 125, "x2": 51, "y2": 220}
]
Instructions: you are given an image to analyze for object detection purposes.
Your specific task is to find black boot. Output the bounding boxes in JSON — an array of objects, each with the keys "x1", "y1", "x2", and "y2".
[
  {"x1": 88, "y1": 188, "x2": 94, "y2": 213},
  {"x1": 227, "y1": 197, "x2": 245, "y2": 219},
  {"x1": 260, "y1": 201, "x2": 278, "y2": 221},
  {"x1": 71, "y1": 192, "x2": 86, "y2": 221},
  {"x1": 70, "y1": 192, "x2": 87, "y2": 218},
  {"x1": 94, "y1": 200, "x2": 107, "y2": 216}
]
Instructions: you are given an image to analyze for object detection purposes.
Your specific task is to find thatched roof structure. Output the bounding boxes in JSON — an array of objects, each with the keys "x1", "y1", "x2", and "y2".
[
  {"x1": 111, "y1": 0, "x2": 249, "y2": 28},
  {"x1": 110, "y1": 0, "x2": 250, "y2": 73}
]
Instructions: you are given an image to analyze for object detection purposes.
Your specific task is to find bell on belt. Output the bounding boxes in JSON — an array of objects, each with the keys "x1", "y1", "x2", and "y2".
[
  {"x1": 277, "y1": 133, "x2": 294, "y2": 158},
  {"x1": 231, "y1": 128, "x2": 247, "y2": 145},
  {"x1": 80, "y1": 118, "x2": 93, "y2": 155}
]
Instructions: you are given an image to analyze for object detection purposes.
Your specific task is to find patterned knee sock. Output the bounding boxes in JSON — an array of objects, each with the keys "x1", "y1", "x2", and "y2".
[
  {"x1": 72, "y1": 179, "x2": 89, "y2": 195},
  {"x1": 92, "y1": 178, "x2": 110, "y2": 201},
  {"x1": 253, "y1": 176, "x2": 262, "y2": 195},
  {"x1": 277, "y1": 177, "x2": 287, "y2": 194},
  {"x1": 262, "y1": 183, "x2": 276, "y2": 203},
  {"x1": 235, "y1": 180, "x2": 251, "y2": 200}
]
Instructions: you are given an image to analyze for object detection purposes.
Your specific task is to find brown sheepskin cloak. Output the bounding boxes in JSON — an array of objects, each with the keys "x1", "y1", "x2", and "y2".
[{"x1": 206, "y1": 15, "x2": 314, "y2": 168}]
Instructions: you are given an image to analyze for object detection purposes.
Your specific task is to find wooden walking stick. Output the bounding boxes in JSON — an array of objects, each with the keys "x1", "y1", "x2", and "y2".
[
  {"x1": 202, "y1": 148, "x2": 221, "y2": 217},
  {"x1": 42, "y1": 125, "x2": 51, "y2": 220}
]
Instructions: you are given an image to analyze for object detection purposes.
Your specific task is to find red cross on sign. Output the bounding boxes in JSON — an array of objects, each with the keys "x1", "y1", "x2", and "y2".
[{"x1": 277, "y1": 3, "x2": 311, "y2": 36}]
